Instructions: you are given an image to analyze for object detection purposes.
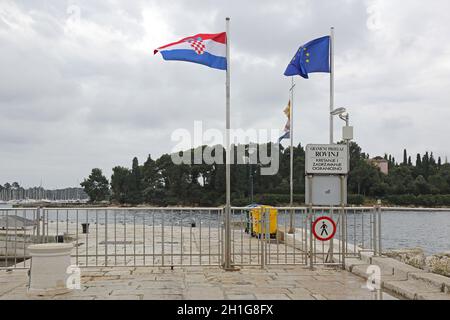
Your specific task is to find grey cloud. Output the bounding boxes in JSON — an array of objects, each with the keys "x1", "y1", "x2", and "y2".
[{"x1": 0, "y1": 0, "x2": 449, "y2": 187}]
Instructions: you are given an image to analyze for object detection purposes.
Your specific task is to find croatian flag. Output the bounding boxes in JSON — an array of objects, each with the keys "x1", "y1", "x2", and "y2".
[{"x1": 154, "y1": 32, "x2": 227, "y2": 70}]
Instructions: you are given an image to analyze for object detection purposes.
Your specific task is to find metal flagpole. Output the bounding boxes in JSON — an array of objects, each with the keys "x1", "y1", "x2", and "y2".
[
  {"x1": 289, "y1": 77, "x2": 295, "y2": 234},
  {"x1": 327, "y1": 27, "x2": 336, "y2": 263},
  {"x1": 329, "y1": 27, "x2": 335, "y2": 144},
  {"x1": 224, "y1": 17, "x2": 233, "y2": 270}
]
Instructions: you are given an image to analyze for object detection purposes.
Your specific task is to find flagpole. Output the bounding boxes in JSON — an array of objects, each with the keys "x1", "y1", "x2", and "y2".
[
  {"x1": 328, "y1": 27, "x2": 336, "y2": 263},
  {"x1": 289, "y1": 77, "x2": 295, "y2": 233},
  {"x1": 224, "y1": 16, "x2": 233, "y2": 270},
  {"x1": 330, "y1": 27, "x2": 335, "y2": 144}
]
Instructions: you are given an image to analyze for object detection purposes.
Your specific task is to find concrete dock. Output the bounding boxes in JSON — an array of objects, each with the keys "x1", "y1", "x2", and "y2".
[
  {"x1": 1, "y1": 221, "x2": 449, "y2": 300},
  {"x1": 0, "y1": 265, "x2": 397, "y2": 300}
]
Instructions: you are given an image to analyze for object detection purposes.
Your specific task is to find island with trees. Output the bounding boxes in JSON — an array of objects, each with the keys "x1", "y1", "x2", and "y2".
[{"x1": 79, "y1": 142, "x2": 450, "y2": 207}]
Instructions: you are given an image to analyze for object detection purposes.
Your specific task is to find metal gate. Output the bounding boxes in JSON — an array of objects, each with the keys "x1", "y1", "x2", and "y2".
[
  {"x1": 1, "y1": 206, "x2": 381, "y2": 270},
  {"x1": 42, "y1": 208, "x2": 225, "y2": 267},
  {"x1": 229, "y1": 207, "x2": 308, "y2": 267},
  {"x1": 228, "y1": 206, "x2": 382, "y2": 269}
]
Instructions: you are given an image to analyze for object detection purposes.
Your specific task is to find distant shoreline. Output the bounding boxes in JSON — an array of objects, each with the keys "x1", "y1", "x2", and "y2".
[
  {"x1": 380, "y1": 206, "x2": 450, "y2": 212},
  {"x1": 4, "y1": 202, "x2": 450, "y2": 212}
]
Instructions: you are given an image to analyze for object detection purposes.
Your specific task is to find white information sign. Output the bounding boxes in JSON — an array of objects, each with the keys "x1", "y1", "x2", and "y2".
[
  {"x1": 306, "y1": 144, "x2": 349, "y2": 175},
  {"x1": 305, "y1": 175, "x2": 347, "y2": 206}
]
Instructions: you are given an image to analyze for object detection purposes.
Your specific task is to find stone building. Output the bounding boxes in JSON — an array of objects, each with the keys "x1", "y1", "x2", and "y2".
[{"x1": 368, "y1": 156, "x2": 389, "y2": 175}]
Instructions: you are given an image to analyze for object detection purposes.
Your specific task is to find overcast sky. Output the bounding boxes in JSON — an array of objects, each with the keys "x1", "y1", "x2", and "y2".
[{"x1": 1, "y1": 0, "x2": 449, "y2": 188}]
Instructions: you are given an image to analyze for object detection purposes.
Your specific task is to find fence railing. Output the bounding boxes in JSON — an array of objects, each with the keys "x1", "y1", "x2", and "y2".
[
  {"x1": 0, "y1": 206, "x2": 382, "y2": 270},
  {"x1": 0, "y1": 208, "x2": 39, "y2": 269}
]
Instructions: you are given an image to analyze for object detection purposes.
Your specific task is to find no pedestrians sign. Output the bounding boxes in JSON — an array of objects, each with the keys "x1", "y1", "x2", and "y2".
[{"x1": 312, "y1": 216, "x2": 337, "y2": 242}]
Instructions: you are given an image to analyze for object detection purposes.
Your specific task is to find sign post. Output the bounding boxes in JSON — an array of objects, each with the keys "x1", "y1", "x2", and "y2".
[
  {"x1": 305, "y1": 144, "x2": 348, "y2": 207},
  {"x1": 305, "y1": 144, "x2": 349, "y2": 269}
]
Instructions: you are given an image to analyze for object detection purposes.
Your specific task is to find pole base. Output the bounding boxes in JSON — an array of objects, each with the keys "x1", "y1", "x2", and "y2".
[
  {"x1": 221, "y1": 263, "x2": 240, "y2": 272},
  {"x1": 325, "y1": 257, "x2": 336, "y2": 263}
]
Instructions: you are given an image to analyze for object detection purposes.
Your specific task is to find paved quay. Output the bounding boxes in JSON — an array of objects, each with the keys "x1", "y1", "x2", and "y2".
[
  {"x1": 0, "y1": 265, "x2": 397, "y2": 300},
  {"x1": 283, "y1": 230, "x2": 450, "y2": 300}
]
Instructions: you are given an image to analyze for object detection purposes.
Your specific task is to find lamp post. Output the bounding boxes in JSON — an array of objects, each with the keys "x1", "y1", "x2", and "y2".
[
  {"x1": 249, "y1": 165, "x2": 254, "y2": 204},
  {"x1": 249, "y1": 146, "x2": 256, "y2": 204},
  {"x1": 243, "y1": 156, "x2": 254, "y2": 204},
  {"x1": 330, "y1": 107, "x2": 353, "y2": 266},
  {"x1": 330, "y1": 107, "x2": 353, "y2": 167},
  {"x1": 244, "y1": 145, "x2": 257, "y2": 204},
  {"x1": 330, "y1": 107, "x2": 347, "y2": 118},
  {"x1": 330, "y1": 108, "x2": 352, "y2": 141}
]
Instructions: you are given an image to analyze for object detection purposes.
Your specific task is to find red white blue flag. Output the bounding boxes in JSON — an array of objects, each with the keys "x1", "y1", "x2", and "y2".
[{"x1": 154, "y1": 32, "x2": 227, "y2": 70}]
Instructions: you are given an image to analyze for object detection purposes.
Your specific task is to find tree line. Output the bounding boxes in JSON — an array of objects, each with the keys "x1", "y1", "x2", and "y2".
[{"x1": 80, "y1": 142, "x2": 450, "y2": 207}]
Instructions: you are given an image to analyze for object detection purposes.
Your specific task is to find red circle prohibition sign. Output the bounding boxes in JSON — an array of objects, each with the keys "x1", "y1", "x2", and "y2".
[{"x1": 312, "y1": 216, "x2": 337, "y2": 241}]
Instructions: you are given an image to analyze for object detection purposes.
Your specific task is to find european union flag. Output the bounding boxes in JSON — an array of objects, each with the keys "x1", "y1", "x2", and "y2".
[{"x1": 284, "y1": 36, "x2": 330, "y2": 79}]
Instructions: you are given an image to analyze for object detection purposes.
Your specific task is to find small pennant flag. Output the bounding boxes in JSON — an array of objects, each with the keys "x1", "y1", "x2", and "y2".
[{"x1": 279, "y1": 101, "x2": 291, "y2": 143}]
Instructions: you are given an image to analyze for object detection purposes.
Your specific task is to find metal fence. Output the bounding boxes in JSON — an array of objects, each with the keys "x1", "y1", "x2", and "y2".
[
  {"x1": 1, "y1": 206, "x2": 381, "y2": 270},
  {"x1": 0, "y1": 208, "x2": 39, "y2": 269},
  {"x1": 229, "y1": 207, "x2": 308, "y2": 267},
  {"x1": 229, "y1": 206, "x2": 382, "y2": 268}
]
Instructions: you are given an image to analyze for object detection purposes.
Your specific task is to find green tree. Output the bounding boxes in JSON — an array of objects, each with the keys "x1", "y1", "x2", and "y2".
[
  {"x1": 347, "y1": 142, "x2": 381, "y2": 196},
  {"x1": 81, "y1": 169, "x2": 110, "y2": 202},
  {"x1": 413, "y1": 175, "x2": 431, "y2": 195},
  {"x1": 370, "y1": 182, "x2": 390, "y2": 197},
  {"x1": 126, "y1": 157, "x2": 143, "y2": 205},
  {"x1": 429, "y1": 174, "x2": 449, "y2": 194},
  {"x1": 416, "y1": 154, "x2": 422, "y2": 167},
  {"x1": 84, "y1": 141, "x2": 450, "y2": 206},
  {"x1": 110, "y1": 166, "x2": 131, "y2": 203},
  {"x1": 142, "y1": 154, "x2": 166, "y2": 204}
]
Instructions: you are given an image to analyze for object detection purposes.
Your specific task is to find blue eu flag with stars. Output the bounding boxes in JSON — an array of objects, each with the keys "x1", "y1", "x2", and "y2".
[{"x1": 284, "y1": 36, "x2": 330, "y2": 79}]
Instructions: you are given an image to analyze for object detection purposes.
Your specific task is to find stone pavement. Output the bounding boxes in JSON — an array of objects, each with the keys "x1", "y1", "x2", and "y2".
[{"x1": 0, "y1": 265, "x2": 397, "y2": 300}]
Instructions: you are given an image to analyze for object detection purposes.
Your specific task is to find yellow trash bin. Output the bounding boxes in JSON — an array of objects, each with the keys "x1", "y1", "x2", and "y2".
[{"x1": 250, "y1": 205, "x2": 278, "y2": 238}]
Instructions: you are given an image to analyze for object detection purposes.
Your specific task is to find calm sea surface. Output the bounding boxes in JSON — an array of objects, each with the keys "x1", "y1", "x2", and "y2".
[{"x1": 380, "y1": 211, "x2": 450, "y2": 255}]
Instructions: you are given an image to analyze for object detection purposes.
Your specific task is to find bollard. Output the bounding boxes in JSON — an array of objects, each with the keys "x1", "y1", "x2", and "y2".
[
  {"x1": 36, "y1": 207, "x2": 41, "y2": 243},
  {"x1": 81, "y1": 223, "x2": 90, "y2": 234},
  {"x1": 27, "y1": 243, "x2": 74, "y2": 296},
  {"x1": 55, "y1": 234, "x2": 64, "y2": 243},
  {"x1": 260, "y1": 211, "x2": 264, "y2": 269},
  {"x1": 377, "y1": 200, "x2": 382, "y2": 256}
]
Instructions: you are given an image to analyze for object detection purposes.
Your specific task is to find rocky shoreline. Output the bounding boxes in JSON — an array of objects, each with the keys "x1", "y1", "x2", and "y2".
[{"x1": 385, "y1": 248, "x2": 450, "y2": 278}]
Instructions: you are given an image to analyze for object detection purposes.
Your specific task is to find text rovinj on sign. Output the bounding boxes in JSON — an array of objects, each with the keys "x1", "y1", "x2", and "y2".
[{"x1": 306, "y1": 144, "x2": 349, "y2": 175}]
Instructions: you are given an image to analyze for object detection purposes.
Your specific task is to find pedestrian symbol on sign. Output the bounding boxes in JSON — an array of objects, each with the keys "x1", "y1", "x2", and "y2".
[
  {"x1": 312, "y1": 216, "x2": 336, "y2": 241},
  {"x1": 320, "y1": 221, "x2": 329, "y2": 236}
]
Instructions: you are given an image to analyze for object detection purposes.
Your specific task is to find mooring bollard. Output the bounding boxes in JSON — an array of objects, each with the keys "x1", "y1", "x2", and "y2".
[
  {"x1": 376, "y1": 199, "x2": 382, "y2": 256},
  {"x1": 55, "y1": 234, "x2": 64, "y2": 243},
  {"x1": 27, "y1": 243, "x2": 74, "y2": 296},
  {"x1": 81, "y1": 223, "x2": 90, "y2": 234}
]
